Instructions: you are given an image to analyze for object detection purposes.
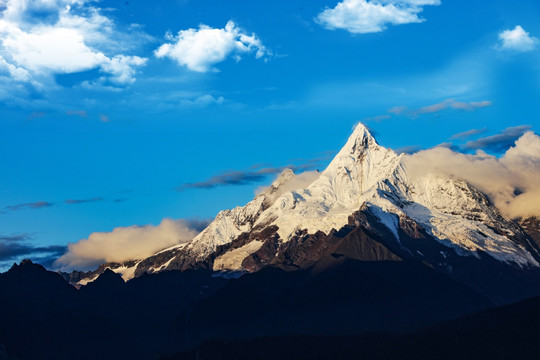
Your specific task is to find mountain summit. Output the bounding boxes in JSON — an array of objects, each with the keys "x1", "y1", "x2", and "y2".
[{"x1": 73, "y1": 123, "x2": 540, "y2": 303}]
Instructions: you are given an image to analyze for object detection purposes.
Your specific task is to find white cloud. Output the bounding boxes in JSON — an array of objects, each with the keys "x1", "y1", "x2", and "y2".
[
  {"x1": 155, "y1": 20, "x2": 270, "y2": 72},
  {"x1": 56, "y1": 218, "x2": 203, "y2": 270},
  {"x1": 100, "y1": 55, "x2": 148, "y2": 85},
  {"x1": 179, "y1": 94, "x2": 225, "y2": 107},
  {"x1": 1, "y1": 25, "x2": 108, "y2": 73},
  {"x1": 315, "y1": 0, "x2": 441, "y2": 34},
  {"x1": 498, "y1": 25, "x2": 538, "y2": 52},
  {"x1": 255, "y1": 170, "x2": 321, "y2": 203},
  {"x1": 0, "y1": 54, "x2": 33, "y2": 82},
  {"x1": 405, "y1": 131, "x2": 540, "y2": 219},
  {"x1": 0, "y1": 0, "x2": 148, "y2": 87}
]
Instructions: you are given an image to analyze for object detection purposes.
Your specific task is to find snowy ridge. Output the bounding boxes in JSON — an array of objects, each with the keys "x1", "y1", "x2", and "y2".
[
  {"x1": 255, "y1": 124, "x2": 404, "y2": 241},
  {"x1": 178, "y1": 123, "x2": 538, "y2": 270},
  {"x1": 76, "y1": 122, "x2": 539, "y2": 285}
]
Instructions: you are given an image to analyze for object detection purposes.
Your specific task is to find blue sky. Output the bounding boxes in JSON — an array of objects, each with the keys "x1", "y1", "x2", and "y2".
[{"x1": 1, "y1": 0, "x2": 539, "y2": 270}]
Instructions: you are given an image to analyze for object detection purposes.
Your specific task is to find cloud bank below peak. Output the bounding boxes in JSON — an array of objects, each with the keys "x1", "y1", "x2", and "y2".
[
  {"x1": 316, "y1": 0, "x2": 441, "y2": 34},
  {"x1": 405, "y1": 130, "x2": 540, "y2": 219},
  {"x1": 56, "y1": 218, "x2": 209, "y2": 270}
]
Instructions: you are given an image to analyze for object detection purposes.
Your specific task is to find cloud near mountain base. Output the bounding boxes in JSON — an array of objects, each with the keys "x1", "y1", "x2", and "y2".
[{"x1": 56, "y1": 218, "x2": 207, "y2": 270}]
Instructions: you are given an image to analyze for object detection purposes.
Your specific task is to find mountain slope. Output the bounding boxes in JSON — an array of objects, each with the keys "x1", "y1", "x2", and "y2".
[
  {"x1": 162, "y1": 295, "x2": 540, "y2": 360},
  {"x1": 73, "y1": 124, "x2": 540, "y2": 303}
]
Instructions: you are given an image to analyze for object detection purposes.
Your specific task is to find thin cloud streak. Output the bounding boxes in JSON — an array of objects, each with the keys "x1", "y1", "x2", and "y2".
[
  {"x1": 65, "y1": 197, "x2": 104, "y2": 205},
  {"x1": 450, "y1": 128, "x2": 488, "y2": 140},
  {"x1": 66, "y1": 110, "x2": 88, "y2": 117},
  {"x1": 6, "y1": 201, "x2": 54, "y2": 211},
  {"x1": 178, "y1": 166, "x2": 290, "y2": 190},
  {"x1": 0, "y1": 234, "x2": 31, "y2": 242},
  {"x1": 389, "y1": 99, "x2": 492, "y2": 118},
  {"x1": 177, "y1": 156, "x2": 330, "y2": 191},
  {"x1": 393, "y1": 145, "x2": 422, "y2": 154},
  {"x1": 0, "y1": 232, "x2": 67, "y2": 269},
  {"x1": 464, "y1": 125, "x2": 532, "y2": 152}
]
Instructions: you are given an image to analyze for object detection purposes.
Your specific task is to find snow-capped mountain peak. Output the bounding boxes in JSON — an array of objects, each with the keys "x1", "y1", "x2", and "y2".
[{"x1": 74, "y1": 123, "x2": 540, "y2": 285}]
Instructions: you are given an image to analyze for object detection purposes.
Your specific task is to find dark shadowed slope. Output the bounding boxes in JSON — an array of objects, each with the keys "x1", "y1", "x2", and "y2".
[{"x1": 162, "y1": 295, "x2": 540, "y2": 360}]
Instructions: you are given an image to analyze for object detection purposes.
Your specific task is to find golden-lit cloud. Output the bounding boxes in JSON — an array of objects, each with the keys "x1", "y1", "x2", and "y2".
[
  {"x1": 405, "y1": 131, "x2": 540, "y2": 219},
  {"x1": 56, "y1": 218, "x2": 206, "y2": 270}
]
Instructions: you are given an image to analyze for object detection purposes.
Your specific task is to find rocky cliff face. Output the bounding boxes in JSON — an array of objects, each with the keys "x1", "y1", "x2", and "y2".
[{"x1": 519, "y1": 217, "x2": 540, "y2": 247}]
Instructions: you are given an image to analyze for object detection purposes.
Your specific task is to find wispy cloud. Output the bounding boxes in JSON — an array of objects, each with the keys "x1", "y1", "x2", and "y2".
[
  {"x1": 362, "y1": 114, "x2": 391, "y2": 122},
  {"x1": 177, "y1": 156, "x2": 330, "y2": 191},
  {"x1": 178, "y1": 166, "x2": 287, "y2": 190},
  {"x1": 28, "y1": 111, "x2": 46, "y2": 120},
  {"x1": 155, "y1": 20, "x2": 270, "y2": 73},
  {"x1": 388, "y1": 106, "x2": 408, "y2": 115},
  {"x1": 64, "y1": 197, "x2": 104, "y2": 205},
  {"x1": 450, "y1": 127, "x2": 488, "y2": 140},
  {"x1": 389, "y1": 99, "x2": 492, "y2": 118},
  {"x1": 0, "y1": 233, "x2": 66, "y2": 270},
  {"x1": 6, "y1": 201, "x2": 54, "y2": 211},
  {"x1": 66, "y1": 110, "x2": 88, "y2": 117},
  {"x1": 434, "y1": 142, "x2": 461, "y2": 152},
  {"x1": 498, "y1": 25, "x2": 538, "y2": 52},
  {"x1": 179, "y1": 94, "x2": 225, "y2": 107},
  {"x1": 393, "y1": 145, "x2": 422, "y2": 154},
  {"x1": 451, "y1": 101, "x2": 492, "y2": 111},
  {"x1": 415, "y1": 99, "x2": 454, "y2": 115},
  {"x1": 0, "y1": 234, "x2": 31, "y2": 242},
  {"x1": 464, "y1": 125, "x2": 532, "y2": 152},
  {"x1": 315, "y1": 0, "x2": 441, "y2": 34}
]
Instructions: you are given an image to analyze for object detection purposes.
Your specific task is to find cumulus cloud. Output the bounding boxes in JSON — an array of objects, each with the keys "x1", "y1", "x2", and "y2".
[
  {"x1": 405, "y1": 131, "x2": 540, "y2": 219},
  {"x1": 155, "y1": 20, "x2": 270, "y2": 72},
  {"x1": 0, "y1": 0, "x2": 148, "y2": 88},
  {"x1": 498, "y1": 25, "x2": 538, "y2": 52},
  {"x1": 315, "y1": 0, "x2": 441, "y2": 34},
  {"x1": 56, "y1": 218, "x2": 206, "y2": 270}
]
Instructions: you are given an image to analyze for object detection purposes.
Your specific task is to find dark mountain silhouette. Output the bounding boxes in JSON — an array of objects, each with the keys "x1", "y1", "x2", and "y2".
[
  {"x1": 2, "y1": 125, "x2": 540, "y2": 360},
  {"x1": 0, "y1": 257, "x2": 492, "y2": 360},
  {"x1": 162, "y1": 295, "x2": 540, "y2": 360}
]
